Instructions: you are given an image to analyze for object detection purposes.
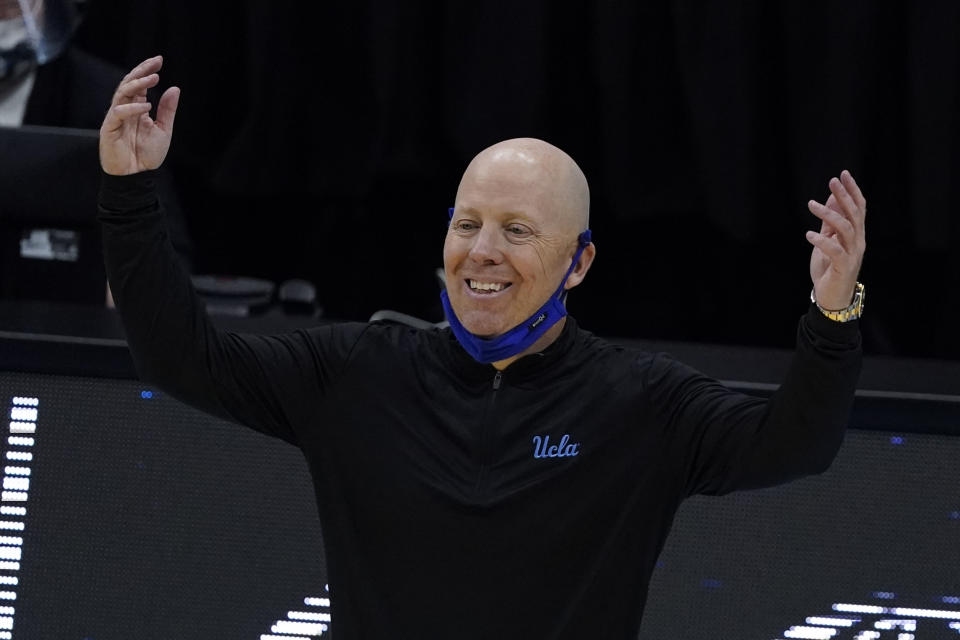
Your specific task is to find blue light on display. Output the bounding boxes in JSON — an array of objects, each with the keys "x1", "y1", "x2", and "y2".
[
  {"x1": 943, "y1": 596, "x2": 960, "y2": 604},
  {"x1": 890, "y1": 436, "x2": 904, "y2": 445},
  {"x1": 140, "y1": 391, "x2": 153, "y2": 399},
  {"x1": 872, "y1": 591, "x2": 896, "y2": 599},
  {"x1": 950, "y1": 511, "x2": 960, "y2": 520},
  {"x1": 701, "y1": 579, "x2": 723, "y2": 589}
]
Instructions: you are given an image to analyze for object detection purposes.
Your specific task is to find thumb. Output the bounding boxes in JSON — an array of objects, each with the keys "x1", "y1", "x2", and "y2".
[{"x1": 155, "y1": 86, "x2": 180, "y2": 133}]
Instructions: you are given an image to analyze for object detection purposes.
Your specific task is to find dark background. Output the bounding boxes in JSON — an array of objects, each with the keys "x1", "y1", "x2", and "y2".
[{"x1": 72, "y1": 1, "x2": 959, "y2": 359}]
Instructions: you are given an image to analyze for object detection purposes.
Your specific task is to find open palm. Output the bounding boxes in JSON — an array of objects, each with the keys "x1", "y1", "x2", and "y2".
[
  {"x1": 99, "y1": 55, "x2": 180, "y2": 175},
  {"x1": 806, "y1": 171, "x2": 867, "y2": 311}
]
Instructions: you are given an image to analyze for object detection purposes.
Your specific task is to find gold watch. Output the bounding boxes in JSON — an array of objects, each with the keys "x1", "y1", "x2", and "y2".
[{"x1": 811, "y1": 282, "x2": 865, "y2": 322}]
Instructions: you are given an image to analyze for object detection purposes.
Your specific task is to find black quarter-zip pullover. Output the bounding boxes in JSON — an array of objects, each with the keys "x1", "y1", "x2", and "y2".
[{"x1": 99, "y1": 171, "x2": 861, "y2": 639}]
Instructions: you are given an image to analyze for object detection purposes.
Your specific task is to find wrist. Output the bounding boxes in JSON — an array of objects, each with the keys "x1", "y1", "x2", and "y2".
[{"x1": 811, "y1": 282, "x2": 865, "y2": 323}]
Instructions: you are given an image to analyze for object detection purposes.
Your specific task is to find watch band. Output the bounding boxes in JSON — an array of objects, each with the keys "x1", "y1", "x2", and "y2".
[{"x1": 811, "y1": 282, "x2": 865, "y2": 323}]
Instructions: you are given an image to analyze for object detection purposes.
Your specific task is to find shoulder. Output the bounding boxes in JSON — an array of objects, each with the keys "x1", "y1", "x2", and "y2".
[
  {"x1": 567, "y1": 323, "x2": 662, "y2": 386},
  {"x1": 568, "y1": 323, "x2": 711, "y2": 396},
  {"x1": 298, "y1": 320, "x2": 451, "y2": 363}
]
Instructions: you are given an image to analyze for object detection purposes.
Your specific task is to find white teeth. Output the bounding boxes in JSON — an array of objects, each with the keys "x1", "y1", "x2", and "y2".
[{"x1": 469, "y1": 280, "x2": 505, "y2": 292}]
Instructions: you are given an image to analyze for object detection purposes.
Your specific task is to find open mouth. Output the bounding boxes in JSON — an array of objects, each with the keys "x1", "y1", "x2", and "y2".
[{"x1": 466, "y1": 279, "x2": 513, "y2": 295}]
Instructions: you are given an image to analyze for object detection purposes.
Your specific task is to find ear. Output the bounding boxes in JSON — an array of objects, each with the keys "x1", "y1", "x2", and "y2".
[{"x1": 564, "y1": 242, "x2": 596, "y2": 290}]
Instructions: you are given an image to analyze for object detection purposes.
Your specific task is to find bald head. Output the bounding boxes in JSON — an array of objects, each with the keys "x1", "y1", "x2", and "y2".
[{"x1": 456, "y1": 138, "x2": 590, "y2": 235}]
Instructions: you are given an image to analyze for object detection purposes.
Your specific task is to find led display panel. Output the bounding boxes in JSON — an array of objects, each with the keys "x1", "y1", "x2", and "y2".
[{"x1": 0, "y1": 371, "x2": 956, "y2": 639}]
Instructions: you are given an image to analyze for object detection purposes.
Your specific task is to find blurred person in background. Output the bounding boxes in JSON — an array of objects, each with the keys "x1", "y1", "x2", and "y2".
[{"x1": 0, "y1": 0, "x2": 191, "y2": 306}]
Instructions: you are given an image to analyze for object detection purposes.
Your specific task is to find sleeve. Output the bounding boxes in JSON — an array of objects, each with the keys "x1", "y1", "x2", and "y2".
[
  {"x1": 99, "y1": 170, "x2": 364, "y2": 446},
  {"x1": 647, "y1": 305, "x2": 862, "y2": 497}
]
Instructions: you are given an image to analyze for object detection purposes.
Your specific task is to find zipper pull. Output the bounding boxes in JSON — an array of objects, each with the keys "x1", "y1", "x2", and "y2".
[{"x1": 493, "y1": 370, "x2": 502, "y2": 390}]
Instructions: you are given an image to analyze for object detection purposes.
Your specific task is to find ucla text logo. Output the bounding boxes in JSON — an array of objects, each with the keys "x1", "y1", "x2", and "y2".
[{"x1": 532, "y1": 434, "x2": 580, "y2": 459}]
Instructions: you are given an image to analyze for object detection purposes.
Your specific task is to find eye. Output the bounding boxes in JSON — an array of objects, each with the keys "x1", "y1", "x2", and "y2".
[
  {"x1": 453, "y1": 219, "x2": 479, "y2": 232},
  {"x1": 506, "y1": 223, "x2": 531, "y2": 237}
]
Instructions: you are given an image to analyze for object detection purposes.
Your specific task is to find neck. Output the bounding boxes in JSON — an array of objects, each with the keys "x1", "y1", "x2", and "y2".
[{"x1": 491, "y1": 316, "x2": 566, "y2": 370}]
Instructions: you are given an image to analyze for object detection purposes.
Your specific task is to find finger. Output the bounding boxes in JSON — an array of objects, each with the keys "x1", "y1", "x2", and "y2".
[
  {"x1": 840, "y1": 169, "x2": 866, "y2": 212},
  {"x1": 828, "y1": 177, "x2": 860, "y2": 226},
  {"x1": 101, "y1": 102, "x2": 152, "y2": 133},
  {"x1": 808, "y1": 199, "x2": 854, "y2": 247},
  {"x1": 821, "y1": 195, "x2": 839, "y2": 237},
  {"x1": 825, "y1": 193, "x2": 839, "y2": 211},
  {"x1": 805, "y1": 230, "x2": 846, "y2": 263},
  {"x1": 113, "y1": 73, "x2": 159, "y2": 106},
  {"x1": 120, "y1": 55, "x2": 163, "y2": 86},
  {"x1": 155, "y1": 86, "x2": 180, "y2": 133}
]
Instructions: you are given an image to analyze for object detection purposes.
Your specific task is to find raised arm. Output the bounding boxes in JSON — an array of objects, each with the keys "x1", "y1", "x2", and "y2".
[
  {"x1": 652, "y1": 172, "x2": 866, "y2": 496},
  {"x1": 98, "y1": 57, "x2": 358, "y2": 446}
]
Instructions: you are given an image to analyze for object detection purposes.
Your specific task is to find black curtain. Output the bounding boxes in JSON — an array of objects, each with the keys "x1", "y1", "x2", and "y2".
[{"x1": 74, "y1": 1, "x2": 960, "y2": 359}]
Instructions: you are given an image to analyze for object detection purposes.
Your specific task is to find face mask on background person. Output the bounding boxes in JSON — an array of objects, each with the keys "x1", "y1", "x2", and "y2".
[{"x1": 0, "y1": 0, "x2": 78, "y2": 84}]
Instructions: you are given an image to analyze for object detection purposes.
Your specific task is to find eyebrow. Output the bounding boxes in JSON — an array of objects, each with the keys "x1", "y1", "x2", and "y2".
[{"x1": 456, "y1": 206, "x2": 532, "y2": 220}]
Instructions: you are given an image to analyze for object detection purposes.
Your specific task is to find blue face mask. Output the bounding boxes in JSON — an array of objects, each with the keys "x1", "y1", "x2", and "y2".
[{"x1": 441, "y1": 207, "x2": 592, "y2": 363}]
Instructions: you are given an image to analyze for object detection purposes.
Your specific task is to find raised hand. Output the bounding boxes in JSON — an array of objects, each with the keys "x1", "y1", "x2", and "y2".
[
  {"x1": 805, "y1": 170, "x2": 867, "y2": 311},
  {"x1": 99, "y1": 55, "x2": 180, "y2": 175}
]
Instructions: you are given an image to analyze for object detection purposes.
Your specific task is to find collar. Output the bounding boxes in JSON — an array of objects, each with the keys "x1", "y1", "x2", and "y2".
[{"x1": 439, "y1": 314, "x2": 581, "y2": 386}]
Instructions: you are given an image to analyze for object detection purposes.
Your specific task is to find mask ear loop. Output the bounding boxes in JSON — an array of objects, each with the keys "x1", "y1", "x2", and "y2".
[{"x1": 557, "y1": 230, "x2": 592, "y2": 303}]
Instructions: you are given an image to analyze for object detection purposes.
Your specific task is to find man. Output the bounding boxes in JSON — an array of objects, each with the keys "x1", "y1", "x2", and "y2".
[{"x1": 99, "y1": 56, "x2": 865, "y2": 639}]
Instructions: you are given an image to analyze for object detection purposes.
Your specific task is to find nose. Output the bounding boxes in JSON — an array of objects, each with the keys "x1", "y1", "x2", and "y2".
[{"x1": 467, "y1": 225, "x2": 504, "y2": 265}]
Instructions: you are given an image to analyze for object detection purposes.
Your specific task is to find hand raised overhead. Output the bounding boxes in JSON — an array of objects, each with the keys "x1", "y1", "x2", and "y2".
[
  {"x1": 99, "y1": 55, "x2": 180, "y2": 176},
  {"x1": 805, "y1": 170, "x2": 867, "y2": 311}
]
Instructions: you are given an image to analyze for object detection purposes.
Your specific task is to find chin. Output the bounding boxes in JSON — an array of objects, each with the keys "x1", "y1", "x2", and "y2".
[{"x1": 455, "y1": 308, "x2": 513, "y2": 338}]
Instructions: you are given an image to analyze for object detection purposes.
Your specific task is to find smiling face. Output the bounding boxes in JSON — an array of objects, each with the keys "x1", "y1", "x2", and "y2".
[{"x1": 443, "y1": 138, "x2": 594, "y2": 339}]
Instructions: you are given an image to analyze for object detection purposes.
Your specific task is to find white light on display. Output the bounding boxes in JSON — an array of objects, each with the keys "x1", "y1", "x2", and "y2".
[
  {"x1": 263, "y1": 591, "x2": 331, "y2": 638},
  {"x1": 779, "y1": 602, "x2": 960, "y2": 639},
  {"x1": 806, "y1": 617, "x2": 858, "y2": 627},
  {"x1": 783, "y1": 626, "x2": 837, "y2": 639},
  {"x1": 272, "y1": 621, "x2": 327, "y2": 635},
  {"x1": 890, "y1": 607, "x2": 960, "y2": 620},
  {"x1": 875, "y1": 618, "x2": 917, "y2": 630},
  {"x1": 5, "y1": 425, "x2": 32, "y2": 435},
  {"x1": 287, "y1": 611, "x2": 332, "y2": 622},
  {"x1": 2, "y1": 394, "x2": 37, "y2": 638},
  {"x1": 834, "y1": 604, "x2": 887, "y2": 614},
  {"x1": 260, "y1": 636, "x2": 311, "y2": 640},
  {"x1": 7, "y1": 410, "x2": 34, "y2": 423}
]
